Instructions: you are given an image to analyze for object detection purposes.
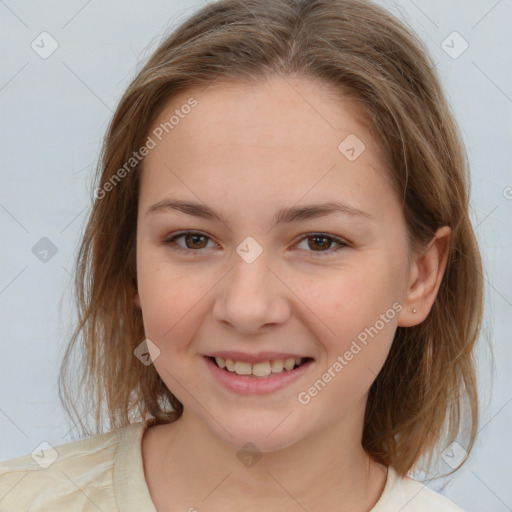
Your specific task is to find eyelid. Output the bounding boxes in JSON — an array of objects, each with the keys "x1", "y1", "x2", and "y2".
[
  {"x1": 164, "y1": 230, "x2": 219, "y2": 253},
  {"x1": 162, "y1": 230, "x2": 350, "y2": 256}
]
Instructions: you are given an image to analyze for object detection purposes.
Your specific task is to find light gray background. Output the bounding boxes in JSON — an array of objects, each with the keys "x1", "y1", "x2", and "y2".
[{"x1": 0, "y1": 1, "x2": 511, "y2": 510}]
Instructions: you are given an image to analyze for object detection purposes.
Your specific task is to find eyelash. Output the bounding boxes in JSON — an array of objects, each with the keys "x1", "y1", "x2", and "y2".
[{"x1": 162, "y1": 231, "x2": 350, "y2": 257}]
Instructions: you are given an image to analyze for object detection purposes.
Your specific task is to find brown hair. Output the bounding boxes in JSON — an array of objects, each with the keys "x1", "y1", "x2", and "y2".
[{"x1": 59, "y1": 0, "x2": 484, "y2": 478}]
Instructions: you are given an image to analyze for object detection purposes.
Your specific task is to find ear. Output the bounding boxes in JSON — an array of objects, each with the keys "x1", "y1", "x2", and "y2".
[
  {"x1": 133, "y1": 292, "x2": 141, "y2": 309},
  {"x1": 397, "y1": 225, "x2": 451, "y2": 327}
]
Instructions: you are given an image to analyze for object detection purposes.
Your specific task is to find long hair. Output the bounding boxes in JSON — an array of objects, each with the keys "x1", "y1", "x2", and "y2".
[{"x1": 59, "y1": 0, "x2": 484, "y2": 478}]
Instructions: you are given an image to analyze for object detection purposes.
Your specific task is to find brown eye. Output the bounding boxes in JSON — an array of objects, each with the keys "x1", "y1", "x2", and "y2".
[
  {"x1": 181, "y1": 233, "x2": 209, "y2": 249},
  {"x1": 308, "y1": 235, "x2": 334, "y2": 251},
  {"x1": 295, "y1": 233, "x2": 349, "y2": 257},
  {"x1": 163, "y1": 231, "x2": 216, "y2": 253}
]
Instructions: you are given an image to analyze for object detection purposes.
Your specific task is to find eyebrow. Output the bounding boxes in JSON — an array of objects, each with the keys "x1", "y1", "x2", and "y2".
[{"x1": 146, "y1": 198, "x2": 375, "y2": 225}]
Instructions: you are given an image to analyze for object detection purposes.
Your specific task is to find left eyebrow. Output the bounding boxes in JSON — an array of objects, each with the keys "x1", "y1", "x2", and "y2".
[{"x1": 145, "y1": 198, "x2": 375, "y2": 225}]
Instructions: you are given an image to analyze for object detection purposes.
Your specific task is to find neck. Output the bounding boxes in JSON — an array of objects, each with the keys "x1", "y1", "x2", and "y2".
[{"x1": 143, "y1": 397, "x2": 388, "y2": 512}]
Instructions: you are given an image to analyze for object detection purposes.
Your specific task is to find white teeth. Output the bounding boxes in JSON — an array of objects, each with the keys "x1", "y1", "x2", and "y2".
[
  {"x1": 284, "y1": 358, "x2": 296, "y2": 371},
  {"x1": 252, "y1": 361, "x2": 271, "y2": 377},
  {"x1": 270, "y1": 359, "x2": 285, "y2": 373},
  {"x1": 212, "y1": 356, "x2": 306, "y2": 376},
  {"x1": 234, "y1": 360, "x2": 252, "y2": 375}
]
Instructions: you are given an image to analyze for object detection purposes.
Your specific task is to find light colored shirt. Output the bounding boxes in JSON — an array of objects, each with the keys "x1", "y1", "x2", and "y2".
[{"x1": 0, "y1": 418, "x2": 465, "y2": 511}]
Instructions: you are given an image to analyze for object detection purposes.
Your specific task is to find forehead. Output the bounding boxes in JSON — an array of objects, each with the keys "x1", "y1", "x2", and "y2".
[
  {"x1": 148, "y1": 75, "x2": 375, "y2": 154},
  {"x1": 140, "y1": 75, "x2": 396, "y2": 217}
]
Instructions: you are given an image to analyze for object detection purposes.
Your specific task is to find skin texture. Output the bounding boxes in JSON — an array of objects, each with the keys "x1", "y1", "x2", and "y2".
[{"x1": 134, "y1": 75, "x2": 451, "y2": 512}]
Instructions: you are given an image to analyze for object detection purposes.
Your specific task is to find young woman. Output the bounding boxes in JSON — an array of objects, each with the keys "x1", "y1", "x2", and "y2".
[{"x1": 0, "y1": 1, "x2": 483, "y2": 510}]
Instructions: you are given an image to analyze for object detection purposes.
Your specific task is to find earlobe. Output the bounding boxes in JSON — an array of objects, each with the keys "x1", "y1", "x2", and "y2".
[{"x1": 397, "y1": 225, "x2": 451, "y2": 327}]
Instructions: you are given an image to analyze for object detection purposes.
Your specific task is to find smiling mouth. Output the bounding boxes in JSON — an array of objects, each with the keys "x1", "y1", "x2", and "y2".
[{"x1": 207, "y1": 355, "x2": 314, "y2": 378}]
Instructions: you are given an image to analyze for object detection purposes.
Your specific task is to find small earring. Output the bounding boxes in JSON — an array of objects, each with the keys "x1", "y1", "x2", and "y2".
[{"x1": 412, "y1": 308, "x2": 417, "y2": 313}]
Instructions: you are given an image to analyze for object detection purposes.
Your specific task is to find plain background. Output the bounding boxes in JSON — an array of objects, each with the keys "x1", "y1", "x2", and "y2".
[{"x1": 0, "y1": 0, "x2": 511, "y2": 510}]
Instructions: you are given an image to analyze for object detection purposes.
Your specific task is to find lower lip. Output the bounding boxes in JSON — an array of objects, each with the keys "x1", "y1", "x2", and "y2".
[{"x1": 203, "y1": 356, "x2": 315, "y2": 395}]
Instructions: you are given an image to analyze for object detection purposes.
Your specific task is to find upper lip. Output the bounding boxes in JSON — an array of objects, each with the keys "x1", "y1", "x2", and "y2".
[{"x1": 204, "y1": 351, "x2": 313, "y2": 364}]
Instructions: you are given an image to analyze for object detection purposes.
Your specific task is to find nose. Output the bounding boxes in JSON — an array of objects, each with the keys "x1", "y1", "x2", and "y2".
[{"x1": 212, "y1": 251, "x2": 291, "y2": 333}]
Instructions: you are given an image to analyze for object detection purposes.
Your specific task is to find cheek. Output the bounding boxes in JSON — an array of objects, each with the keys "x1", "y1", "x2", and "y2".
[
  {"x1": 136, "y1": 248, "x2": 200, "y2": 344},
  {"x1": 299, "y1": 278, "x2": 399, "y2": 411},
  {"x1": 297, "y1": 259, "x2": 400, "y2": 369}
]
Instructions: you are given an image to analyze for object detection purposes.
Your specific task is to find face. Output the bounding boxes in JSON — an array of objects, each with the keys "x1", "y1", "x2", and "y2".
[{"x1": 135, "y1": 75, "x2": 414, "y2": 452}]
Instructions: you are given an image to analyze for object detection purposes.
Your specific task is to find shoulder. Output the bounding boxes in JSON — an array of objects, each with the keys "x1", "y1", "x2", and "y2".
[
  {"x1": 400, "y1": 476, "x2": 465, "y2": 511},
  {"x1": 373, "y1": 466, "x2": 466, "y2": 512},
  {"x1": 0, "y1": 422, "x2": 145, "y2": 512}
]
